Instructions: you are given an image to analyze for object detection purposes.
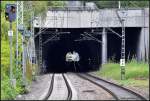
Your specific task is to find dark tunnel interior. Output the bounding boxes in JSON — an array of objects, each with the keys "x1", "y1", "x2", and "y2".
[
  {"x1": 107, "y1": 27, "x2": 141, "y2": 62},
  {"x1": 34, "y1": 28, "x2": 101, "y2": 73}
]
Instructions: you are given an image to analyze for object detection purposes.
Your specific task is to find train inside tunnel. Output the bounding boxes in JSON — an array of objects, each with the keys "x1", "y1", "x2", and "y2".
[
  {"x1": 34, "y1": 27, "x2": 141, "y2": 73},
  {"x1": 34, "y1": 28, "x2": 102, "y2": 73}
]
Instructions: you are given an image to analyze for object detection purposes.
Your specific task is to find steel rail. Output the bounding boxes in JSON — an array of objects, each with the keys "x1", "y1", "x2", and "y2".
[
  {"x1": 62, "y1": 74, "x2": 72, "y2": 100},
  {"x1": 76, "y1": 73, "x2": 119, "y2": 100},
  {"x1": 78, "y1": 73, "x2": 147, "y2": 100},
  {"x1": 87, "y1": 73, "x2": 147, "y2": 100},
  {"x1": 43, "y1": 74, "x2": 54, "y2": 100},
  {"x1": 43, "y1": 74, "x2": 73, "y2": 100}
]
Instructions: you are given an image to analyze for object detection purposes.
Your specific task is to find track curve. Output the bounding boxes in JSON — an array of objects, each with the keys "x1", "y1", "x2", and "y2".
[
  {"x1": 43, "y1": 73, "x2": 74, "y2": 100},
  {"x1": 77, "y1": 73, "x2": 147, "y2": 100}
]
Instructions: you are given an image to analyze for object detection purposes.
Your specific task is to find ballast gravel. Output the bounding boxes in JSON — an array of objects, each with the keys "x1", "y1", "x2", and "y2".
[
  {"x1": 15, "y1": 74, "x2": 52, "y2": 100},
  {"x1": 67, "y1": 73, "x2": 115, "y2": 100}
]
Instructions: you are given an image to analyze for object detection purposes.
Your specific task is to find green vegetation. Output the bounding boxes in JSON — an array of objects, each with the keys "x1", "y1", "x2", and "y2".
[
  {"x1": 47, "y1": 1, "x2": 65, "y2": 7},
  {"x1": 1, "y1": 33, "x2": 24, "y2": 100},
  {"x1": 94, "y1": 1, "x2": 149, "y2": 8},
  {"x1": 95, "y1": 59, "x2": 149, "y2": 87},
  {"x1": 1, "y1": 1, "x2": 24, "y2": 100},
  {"x1": 1, "y1": 1, "x2": 65, "y2": 100}
]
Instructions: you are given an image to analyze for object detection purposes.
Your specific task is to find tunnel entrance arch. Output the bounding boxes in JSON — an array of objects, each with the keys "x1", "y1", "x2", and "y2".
[{"x1": 34, "y1": 28, "x2": 102, "y2": 73}]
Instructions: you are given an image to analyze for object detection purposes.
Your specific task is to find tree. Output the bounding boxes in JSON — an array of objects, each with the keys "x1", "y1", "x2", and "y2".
[
  {"x1": 121, "y1": 1, "x2": 149, "y2": 8},
  {"x1": 23, "y1": 1, "x2": 48, "y2": 27}
]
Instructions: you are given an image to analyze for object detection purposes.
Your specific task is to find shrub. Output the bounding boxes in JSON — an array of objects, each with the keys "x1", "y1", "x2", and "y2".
[{"x1": 1, "y1": 73, "x2": 17, "y2": 100}]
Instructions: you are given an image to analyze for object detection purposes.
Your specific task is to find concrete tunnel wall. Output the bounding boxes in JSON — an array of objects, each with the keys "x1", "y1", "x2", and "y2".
[{"x1": 34, "y1": 28, "x2": 101, "y2": 73}]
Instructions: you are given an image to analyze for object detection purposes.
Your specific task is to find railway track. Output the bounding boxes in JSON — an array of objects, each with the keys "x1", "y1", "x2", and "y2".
[
  {"x1": 43, "y1": 73, "x2": 75, "y2": 100},
  {"x1": 77, "y1": 73, "x2": 147, "y2": 100}
]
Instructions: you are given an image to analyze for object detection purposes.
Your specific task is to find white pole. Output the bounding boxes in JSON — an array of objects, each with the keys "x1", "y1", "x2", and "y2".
[
  {"x1": 9, "y1": 22, "x2": 13, "y2": 83},
  {"x1": 21, "y1": 1, "x2": 26, "y2": 86},
  {"x1": 16, "y1": 2, "x2": 18, "y2": 68},
  {"x1": 118, "y1": 1, "x2": 121, "y2": 9},
  {"x1": 102, "y1": 27, "x2": 107, "y2": 64}
]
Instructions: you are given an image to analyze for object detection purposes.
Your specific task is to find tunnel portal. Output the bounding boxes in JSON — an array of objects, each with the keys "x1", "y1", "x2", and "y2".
[
  {"x1": 35, "y1": 28, "x2": 102, "y2": 73},
  {"x1": 34, "y1": 27, "x2": 142, "y2": 73}
]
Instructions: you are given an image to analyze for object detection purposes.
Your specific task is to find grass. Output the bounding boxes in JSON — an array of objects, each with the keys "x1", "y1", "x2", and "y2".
[{"x1": 95, "y1": 59, "x2": 149, "y2": 87}]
